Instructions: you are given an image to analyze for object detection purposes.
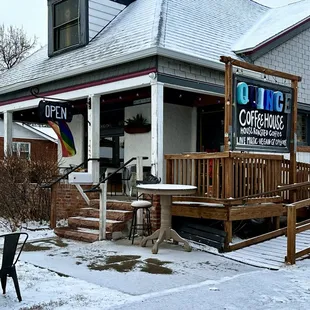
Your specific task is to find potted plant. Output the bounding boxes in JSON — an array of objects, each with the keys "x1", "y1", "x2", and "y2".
[{"x1": 124, "y1": 113, "x2": 151, "y2": 134}]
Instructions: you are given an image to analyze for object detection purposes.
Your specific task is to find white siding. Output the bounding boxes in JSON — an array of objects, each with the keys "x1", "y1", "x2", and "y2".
[
  {"x1": 124, "y1": 104, "x2": 152, "y2": 167},
  {"x1": 254, "y1": 28, "x2": 310, "y2": 106},
  {"x1": 0, "y1": 120, "x2": 46, "y2": 140},
  {"x1": 89, "y1": 0, "x2": 125, "y2": 40}
]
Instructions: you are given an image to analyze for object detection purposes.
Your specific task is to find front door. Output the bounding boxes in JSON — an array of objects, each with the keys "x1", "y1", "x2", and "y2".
[{"x1": 198, "y1": 106, "x2": 224, "y2": 152}]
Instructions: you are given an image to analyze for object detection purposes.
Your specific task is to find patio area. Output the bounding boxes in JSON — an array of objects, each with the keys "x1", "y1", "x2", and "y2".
[{"x1": 1, "y1": 231, "x2": 310, "y2": 310}]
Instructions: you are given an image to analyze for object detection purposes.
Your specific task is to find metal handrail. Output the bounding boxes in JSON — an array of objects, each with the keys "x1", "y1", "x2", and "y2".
[
  {"x1": 84, "y1": 156, "x2": 148, "y2": 193},
  {"x1": 40, "y1": 158, "x2": 100, "y2": 188}
]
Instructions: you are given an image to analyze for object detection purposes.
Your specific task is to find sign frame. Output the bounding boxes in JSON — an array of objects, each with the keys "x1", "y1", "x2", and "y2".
[
  {"x1": 38, "y1": 100, "x2": 73, "y2": 123},
  {"x1": 232, "y1": 75, "x2": 293, "y2": 153}
]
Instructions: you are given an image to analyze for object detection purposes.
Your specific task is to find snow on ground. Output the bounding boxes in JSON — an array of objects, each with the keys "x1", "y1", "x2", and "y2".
[{"x1": 1, "y1": 221, "x2": 310, "y2": 309}]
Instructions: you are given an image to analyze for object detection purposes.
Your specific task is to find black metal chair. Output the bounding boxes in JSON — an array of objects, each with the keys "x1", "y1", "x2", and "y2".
[{"x1": 0, "y1": 232, "x2": 28, "y2": 302}]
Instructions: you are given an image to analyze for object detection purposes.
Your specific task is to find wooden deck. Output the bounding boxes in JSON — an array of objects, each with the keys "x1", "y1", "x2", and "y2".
[{"x1": 220, "y1": 231, "x2": 310, "y2": 270}]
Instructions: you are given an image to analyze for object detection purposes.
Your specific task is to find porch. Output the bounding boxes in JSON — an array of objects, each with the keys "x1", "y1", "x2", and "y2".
[{"x1": 165, "y1": 151, "x2": 310, "y2": 251}]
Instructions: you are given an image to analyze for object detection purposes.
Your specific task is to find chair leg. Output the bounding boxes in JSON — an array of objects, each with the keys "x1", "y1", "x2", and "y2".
[
  {"x1": 129, "y1": 210, "x2": 137, "y2": 244},
  {"x1": 128, "y1": 210, "x2": 135, "y2": 240},
  {"x1": 132, "y1": 210, "x2": 137, "y2": 245},
  {"x1": 11, "y1": 267, "x2": 22, "y2": 302},
  {"x1": 1, "y1": 274, "x2": 7, "y2": 294}
]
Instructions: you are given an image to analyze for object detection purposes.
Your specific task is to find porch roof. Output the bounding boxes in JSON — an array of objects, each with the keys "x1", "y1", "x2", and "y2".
[{"x1": 0, "y1": 0, "x2": 269, "y2": 94}]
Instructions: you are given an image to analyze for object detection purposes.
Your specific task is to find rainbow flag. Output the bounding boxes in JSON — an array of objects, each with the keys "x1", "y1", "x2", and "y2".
[{"x1": 48, "y1": 120, "x2": 76, "y2": 157}]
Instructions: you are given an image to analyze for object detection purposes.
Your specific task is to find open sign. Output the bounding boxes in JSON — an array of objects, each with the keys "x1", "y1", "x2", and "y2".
[{"x1": 38, "y1": 100, "x2": 73, "y2": 122}]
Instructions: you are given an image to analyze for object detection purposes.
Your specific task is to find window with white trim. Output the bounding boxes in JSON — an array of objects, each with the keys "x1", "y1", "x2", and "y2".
[
  {"x1": 48, "y1": 0, "x2": 88, "y2": 56},
  {"x1": 12, "y1": 142, "x2": 31, "y2": 159}
]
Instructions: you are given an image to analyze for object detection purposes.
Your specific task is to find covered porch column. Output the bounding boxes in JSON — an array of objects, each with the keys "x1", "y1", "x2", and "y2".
[
  {"x1": 87, "y1": 94, "x2": 100, "y2": 183},
  {"x1": 3, "y1": 111, "x2": 13, "y2": 156},
  {"x1": 151, "y1": 81, "x2": 164, "y2": 180}
]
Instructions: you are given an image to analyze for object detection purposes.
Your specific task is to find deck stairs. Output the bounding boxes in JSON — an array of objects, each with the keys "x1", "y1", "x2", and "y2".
[{"x1": 54, "y1": 197, "x2": 134, "y2": 242}]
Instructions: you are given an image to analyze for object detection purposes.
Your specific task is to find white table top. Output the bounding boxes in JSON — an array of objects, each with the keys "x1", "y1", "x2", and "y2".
[{"x1": 137, "y1": 184, "x2": 197, "y2": 195}]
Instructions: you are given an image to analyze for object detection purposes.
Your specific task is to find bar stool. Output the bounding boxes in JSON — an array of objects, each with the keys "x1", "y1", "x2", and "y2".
[{"x1": 128, "y1": 200, "x2": 152, "y2": 244}]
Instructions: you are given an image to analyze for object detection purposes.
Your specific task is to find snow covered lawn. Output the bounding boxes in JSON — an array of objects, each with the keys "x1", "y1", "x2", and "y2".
[{"x1": 0, "y1": 222, "x2": 310, "y2": 309}]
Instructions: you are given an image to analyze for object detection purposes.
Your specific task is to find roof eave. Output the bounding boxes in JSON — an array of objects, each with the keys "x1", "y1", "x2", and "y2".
[
  {"x1": 0, "y1": 47, "x2": 225, "y2": 96},
  {"x1": 234, "y1": 16, "x2": 310, "y2": 58},
  {"x1": 16, "y1": 122, "x2": 58, "y2": 143}
]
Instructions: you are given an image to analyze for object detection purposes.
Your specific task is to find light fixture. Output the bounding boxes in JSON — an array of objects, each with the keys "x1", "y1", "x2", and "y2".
[{"x1": 148, "y1": 72, "x2": 157, "y2": 80}]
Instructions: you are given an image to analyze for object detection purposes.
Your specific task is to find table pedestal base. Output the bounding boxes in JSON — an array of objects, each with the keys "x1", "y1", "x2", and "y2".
[{"x1": 141, "y1": 227, "x2": 192, "y2": 254}]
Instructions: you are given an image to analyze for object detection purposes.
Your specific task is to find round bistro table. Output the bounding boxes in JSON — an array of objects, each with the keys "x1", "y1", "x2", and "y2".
[{"x1": 136, "y1": 184, "x2": 197, "y2": 254}]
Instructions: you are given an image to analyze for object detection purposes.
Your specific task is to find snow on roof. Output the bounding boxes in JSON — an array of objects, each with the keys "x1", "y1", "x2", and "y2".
[
  {"x1": 17, "y1": 123, "x2": 58, "y2": 143},
  {"x1": 0, "y1": 0, "x2": 269, "y2": 93},
  {"x1": 233, "y1": 0, "x2": 310, "y2": 53},
  {"x1": 253, "y1": 0, "x2": 302, "y2": 8}
]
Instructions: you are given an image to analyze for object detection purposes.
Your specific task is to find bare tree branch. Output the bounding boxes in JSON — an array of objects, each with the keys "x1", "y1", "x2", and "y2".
[{"x1": 0, "y1": 24, "x2": 37, "y2": 72}]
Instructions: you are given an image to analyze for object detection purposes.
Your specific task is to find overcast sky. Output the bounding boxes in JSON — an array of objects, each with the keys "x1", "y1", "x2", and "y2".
[
  {"x1": 0, "y1": 0, "x2": 303, "y2": 49},
  {"x1": 0, "y1": 0, "x2": 48, "y2": 47}
]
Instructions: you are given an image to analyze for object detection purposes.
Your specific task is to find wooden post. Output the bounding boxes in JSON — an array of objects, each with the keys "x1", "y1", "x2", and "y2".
[
  {"x1": 87, "y1": 94, "x2": 101, "y2": 183},
  {"x1": 50, "y1": 184, "x2": 57, "y2": 229},
  {"x1": 99, "y1": 180, "x2": 107, "y2": 240},
  {"x1": 151, "y1": 81, "x2": 164, "y2": 180},
  {"x1": 224, "y1": 155, "x2": 233, "y2": 198},
  {"x1": 224, "y1": 220, "x2": 232, "y2": 251},
  {"x1": 224, "y1": 202, "x2": 232, "y2": 251},
  {"x1": 289, "y1": 80, "x2": 298, "y2": 203},
  {"x1": 224, "y1": 63, "x2": 232, "y2": 152},
  {"x1": 3, "y1": 111, "x2": 13, "y2": 156},
  {"x1": 286, "y1": 204, "x2": 296, "y2": 265},
  {"x1": 166, "y1": 158, "x2": 172, "y2": 183}
]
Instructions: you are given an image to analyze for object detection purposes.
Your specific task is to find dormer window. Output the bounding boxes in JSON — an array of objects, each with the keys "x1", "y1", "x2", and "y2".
[{"x1": 48, "y1": 0, "x2": 88, "y2": 56}]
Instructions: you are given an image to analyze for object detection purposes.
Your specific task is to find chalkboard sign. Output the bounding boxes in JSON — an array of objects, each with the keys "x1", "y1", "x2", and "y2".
[
  {"x1": 232, "y1": 76, "x2": 293, "y2": 153},
  {"x1": 38, "y1": 100, "x2": 73, "y2": 122}
]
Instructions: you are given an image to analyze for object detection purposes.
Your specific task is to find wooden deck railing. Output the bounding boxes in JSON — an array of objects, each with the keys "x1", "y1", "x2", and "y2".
[
  {"x1": 165, "y1": 152, "x2": 310, "y2": 200},
  {"x1": 286, "y1": 192, "x2": 310, "y2": 264}
]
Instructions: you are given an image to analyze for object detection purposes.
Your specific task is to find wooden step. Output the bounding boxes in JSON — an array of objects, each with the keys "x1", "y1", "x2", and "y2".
[
  {"x1": 79, "y1": 207, "x2": 133, "y2": 221},
  {"x1": 68, "y1": 216, "x2": 127, "y2": 232},
  {"x1": 90, "y1": 199, "x2": 133, "y2": 211},
  {"x1": 54, "y1": 227, "x2": 113, "y2": 242}
]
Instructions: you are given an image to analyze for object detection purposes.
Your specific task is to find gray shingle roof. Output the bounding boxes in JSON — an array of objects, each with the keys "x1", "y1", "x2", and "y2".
[{"x1": 0, "y1": 0, "x2": 270, "y2": 92}]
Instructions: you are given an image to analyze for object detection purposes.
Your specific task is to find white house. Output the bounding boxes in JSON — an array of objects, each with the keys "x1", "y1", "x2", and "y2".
[{"x1": 0, "y1": 0, "x2": 309, "y2": 183}]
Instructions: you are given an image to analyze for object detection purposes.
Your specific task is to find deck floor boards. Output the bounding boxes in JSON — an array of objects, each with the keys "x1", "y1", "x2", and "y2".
[{"x1": 221, "y1": 232, "x2": 310, "y2": 270}]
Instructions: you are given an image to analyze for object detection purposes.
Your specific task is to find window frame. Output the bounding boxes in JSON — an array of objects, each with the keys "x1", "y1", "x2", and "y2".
[
  {"x1": 48, "y1": 0, "x2": 89, "y2": 56},
  {"x1": 12, "y1": 142, "x2": 31, "y2": 160}
]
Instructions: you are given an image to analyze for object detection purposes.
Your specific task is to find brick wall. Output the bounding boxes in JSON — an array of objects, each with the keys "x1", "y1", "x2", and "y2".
[
  {"x1": 54, "y1": 183, "x2": 89, "y2": 220},
  {"x1": 254, "y1": 28, "x2": 310, "y2": 105},
  {"x1": 0, "y1": 137, "x2": 57, "y2": 161},
  {"x1": 150, "y1": 195, "x2": 161, "y2": 230}
]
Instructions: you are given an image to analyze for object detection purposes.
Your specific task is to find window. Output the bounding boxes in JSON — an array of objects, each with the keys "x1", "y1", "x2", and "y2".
[
  {"x1": 48, "y1": 0, "x2": 88, "y2": 56},
  {"x1": 12, "y1": 142, "x2": 31, "y2": 159},
  {"x1": 297, "y1": 113, "x2": 310, "y2": 146}
]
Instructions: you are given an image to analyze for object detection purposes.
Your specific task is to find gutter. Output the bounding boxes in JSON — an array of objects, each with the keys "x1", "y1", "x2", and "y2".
[{"x1": 0, "y1": 47, "x2": 225, "y2": 95}]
